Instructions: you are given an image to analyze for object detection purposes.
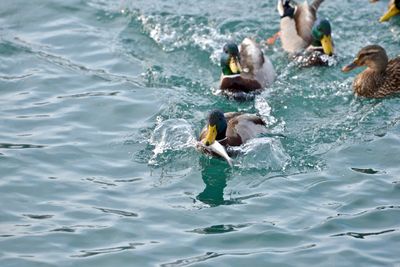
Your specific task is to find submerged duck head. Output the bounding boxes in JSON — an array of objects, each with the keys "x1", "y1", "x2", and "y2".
[
  {"x1": 380, "y1": 0, "x2": 400, "y2": 22},
  {"x1": 312, "y1": 19, "x2": 334, "y2": 56},
  {"x1": 342, "y1": 45, "x2": 389, "y2": 73},
  {"x1": 221, "y1": 42, "x2": 242, "y2": 75},
  {"x1": 203, "y1": 110, "x2": 228, "y2": 146}
]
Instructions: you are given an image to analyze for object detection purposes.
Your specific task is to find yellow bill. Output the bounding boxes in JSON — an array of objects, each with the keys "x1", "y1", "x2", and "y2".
[
  {"x1": 203, "y1": 125, "x2": 217, "y2": 146},
  {"x1": 321, "y1": 35, "x2": 334, "y2": 56},
  {"x1": 380, "y1": 4, "x2": 400, "y2": 22},
  {"x1": 229, "y1": 57, "x2": 242, "y2": 74}
]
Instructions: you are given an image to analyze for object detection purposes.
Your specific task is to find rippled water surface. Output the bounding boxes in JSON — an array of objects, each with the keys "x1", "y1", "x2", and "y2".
[{"x1": 1, "y1": 0, "x2": 400, "y2": 266}]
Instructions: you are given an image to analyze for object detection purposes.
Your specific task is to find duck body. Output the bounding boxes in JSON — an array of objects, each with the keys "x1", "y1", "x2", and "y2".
[
  {"x1": 278, "y1": 0, "x2": 324, "y2": 53},
  {"x1": 199, "y1": 110, "x2": 268, "y2": 152},
  {"x1": 219, "y1": 38, "x2": 275, "y2": 95},
  {"x1": 342, "y1": 45, "x2": 400, "y2": 98},
  {"x1": 352, "y1": 58, "x2": 400, "y2": 97}
]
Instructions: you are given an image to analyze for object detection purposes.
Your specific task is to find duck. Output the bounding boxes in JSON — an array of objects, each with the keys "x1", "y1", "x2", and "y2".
[
  {"x1": 379, "y1": 0, "x2": 400, "y2": 22},
  {"x1": 198, "y1": 110, "x2": 268, "y2": 153},
  {"x1": 342, "y1": 45, "x2": 400, "y2": 98},
  {"x1": 293, "y1": 18, "x2": 335, "y2": 67},
  {"x1": 219, "y1": 38, "x2": 276, "y2": 96},
  {"x1": 277, "y1": 0, "x2": 335, "y2": 66}
]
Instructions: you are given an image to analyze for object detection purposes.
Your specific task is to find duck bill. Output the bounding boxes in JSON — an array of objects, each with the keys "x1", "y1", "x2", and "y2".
[
  {"x1": 229, "y1": 56, "x2": 242, "y2": 74},
  {"x1": 379, "y1": 4, "x2": 400, "y2": 22},
  {"x1": 321, "y1": 35, "x2": 334, "y2": 56},
  {"x1": 203, "y1": 125, "x2": 217, "y2": 146},
  {"x1": 342, "y1": 61, "x2": 359, "y2": 72}
]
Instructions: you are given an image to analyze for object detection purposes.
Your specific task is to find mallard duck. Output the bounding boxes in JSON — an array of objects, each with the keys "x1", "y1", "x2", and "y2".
[
  {"x1": 277, "y1": 0, "x2": 335, "y2": 65},
  {"x1": 293, "y1": 19, "x2": 335, "y2": 66},
  {"x1": 219, "y1": 38, "x2": 276, "y2": 94},
  {"x1": 198, "y1": 110, "x2": 268, "y2": 151},
  {"x1": 379, "y1": 0, "x2": 400, "y2": 22},
  {"x1": 342, "y1": 45, "x2": 400, "y2": 98}
]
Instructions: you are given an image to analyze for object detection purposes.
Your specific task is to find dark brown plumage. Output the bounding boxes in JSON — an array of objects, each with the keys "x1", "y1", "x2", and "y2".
[
  {"x1": 342, "y1": 45, "x2": 400, "y2": 98},
  {"x1": 220, "y1": 76, "x2": 262, "y2": 93}
]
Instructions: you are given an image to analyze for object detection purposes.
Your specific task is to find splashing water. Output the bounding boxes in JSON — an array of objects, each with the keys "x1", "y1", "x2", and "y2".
[
  {"x1": 231, "y1": 137, "x2": 289, "y2": 171},
  {"x1": 149, "y1": 118, "x2": 197, "y2": 165},
  {"x1": 137, "y1": 13, "x2": 239, "y2": 63}
]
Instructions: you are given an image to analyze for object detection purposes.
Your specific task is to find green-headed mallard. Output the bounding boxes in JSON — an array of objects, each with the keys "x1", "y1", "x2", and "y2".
[
  {"x1": 342, "y1": 45, "x2": 400, "y2": 98},
  {"x1": 379, "y1": 0, "x2": 400, "y2": 22},
  {"x1": 198, "y1": 110, "x2": 268, "y2": 157},
  {"x1": 219, "y1": 38, "x2": 276, "y2": 95},
  {"x1": 294, "y1": 19, "x2": 335, "y2": 66},
  {"x1": 277, "y1": 0, "x2": 335, "y2": 66}
]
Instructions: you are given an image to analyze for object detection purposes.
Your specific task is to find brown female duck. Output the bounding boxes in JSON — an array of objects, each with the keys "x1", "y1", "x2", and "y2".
[{"x1": 342, "y1": 45, "x2": 400, "y2": 98}]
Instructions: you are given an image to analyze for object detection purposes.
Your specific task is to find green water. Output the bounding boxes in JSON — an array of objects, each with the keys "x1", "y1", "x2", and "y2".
[{"x1": 0, "y1": 0, "x2": 399, "y2": 266}]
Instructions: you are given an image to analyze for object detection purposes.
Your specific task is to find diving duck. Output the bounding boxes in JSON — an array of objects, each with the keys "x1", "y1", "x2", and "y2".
[
  {"x1": 219, "y1": 38, "x2": 276, "y2": 95},
  {"x1": 379, "y1": 0, "x2": 400, "y2": 22},
  {"x1": 277, "y1": 0, "x2": 335, "y2": 66},
  {"x1": 342, "y1": 45, "x2": 400, "y2": 98},
  {"x1": 198, "y1": 110, "x2": 268, "y2": 155}
]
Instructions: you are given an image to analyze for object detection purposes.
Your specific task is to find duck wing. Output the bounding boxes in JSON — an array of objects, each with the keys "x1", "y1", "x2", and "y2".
[
  {"x1": 294, "y1": 1, "x2": 320, "y2": 45},
  {"x1": 224, "y1": 112, "x2": 244, "y2": 121},
  {"x1": 239, "y1": 38, "x2": 264, "y2": 79},
  {"x1": 374, "y1": 57, "x2": 400, "y2": 97},
  {"x1": 239, "y1": 38, "x2": 276, "y2": 87},
  {"x1": 310, "y1": 0, "x2": 325, "y2": 14},
  {"x1": 198, "y1": 112, "x2": 243, "y2": 142},
  {"x1": 226, "y1": 113, "x2": 268, "y2": 145}
]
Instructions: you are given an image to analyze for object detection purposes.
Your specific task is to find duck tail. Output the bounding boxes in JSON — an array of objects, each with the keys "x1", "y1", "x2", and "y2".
[{"x1": 310, "y1": 0, "x2": 324, "y2": 12}]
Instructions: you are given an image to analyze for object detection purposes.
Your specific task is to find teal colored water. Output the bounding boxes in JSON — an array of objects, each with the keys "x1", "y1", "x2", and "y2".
[{"x1": 1, "y1": 0, "x2": 399, "y2": 266}]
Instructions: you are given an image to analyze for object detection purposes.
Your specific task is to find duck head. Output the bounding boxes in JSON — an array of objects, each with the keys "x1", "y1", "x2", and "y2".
[
  {"x1": 312, "y1": 19, "x2": 334, "y2": 56},
  {"x1": 380, "y1": 0, "x2": 400, "y2": 22},
  {"x1": 221, "y1": 42, "x2": 242, "y2": 75},
  {"x1": 342, "y1": 45, "x2": 388, "y2": 73},
  {"x1": 203, "y1": 110, "x2": 228, "y2": 146},
  {"x1": 277, "y1": 0, "x2": 297, "y2": 18}
]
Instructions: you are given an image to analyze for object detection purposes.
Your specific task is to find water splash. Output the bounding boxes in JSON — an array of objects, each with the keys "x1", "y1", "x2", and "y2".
[
  {"x1": 136, "y1": 13, "x2": 235, "y2": 63},
  {"x1": 255, "y1": 96, "x2": 277, "y2": 126},
  {"x1": 231, "y1": 137, "x2": 290, "y2": 171},
  {"x1": 149, "y1": 118, "x2": 196, "y2": 165}
]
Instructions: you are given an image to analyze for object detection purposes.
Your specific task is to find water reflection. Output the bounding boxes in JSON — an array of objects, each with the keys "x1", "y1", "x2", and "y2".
[{"x1": 197, "y1": 157, "x2": 231, "y2": 206}]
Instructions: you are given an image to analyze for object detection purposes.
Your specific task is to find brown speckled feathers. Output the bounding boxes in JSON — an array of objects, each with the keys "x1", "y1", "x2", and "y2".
[{"x1": 354, "y1": 57, "x2": 400, "y2": 98}]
